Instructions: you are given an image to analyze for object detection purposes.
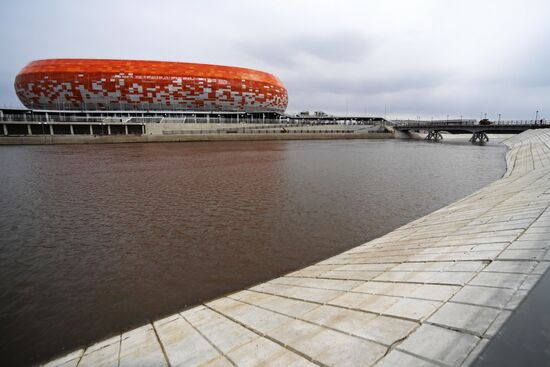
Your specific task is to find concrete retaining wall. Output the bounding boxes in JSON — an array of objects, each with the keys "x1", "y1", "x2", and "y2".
[{"x1": 0, "y1": 132, "x2": 394, "y2": 145}]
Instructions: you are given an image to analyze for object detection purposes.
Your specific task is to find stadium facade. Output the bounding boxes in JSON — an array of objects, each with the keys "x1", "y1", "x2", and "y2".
[{"x1": 14, "y1": 59, "x2": 288, "y2": 113}]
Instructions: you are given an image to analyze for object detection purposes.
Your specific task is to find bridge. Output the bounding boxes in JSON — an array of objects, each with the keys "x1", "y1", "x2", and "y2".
[{"x1": 395, "y1": 120, "x2": 550, "y2": 144}]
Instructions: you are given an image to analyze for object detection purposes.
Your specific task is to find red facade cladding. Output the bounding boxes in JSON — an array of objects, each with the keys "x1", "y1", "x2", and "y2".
[{"x1": 14, "y1": 59, "x2": 288, "y2": 112}]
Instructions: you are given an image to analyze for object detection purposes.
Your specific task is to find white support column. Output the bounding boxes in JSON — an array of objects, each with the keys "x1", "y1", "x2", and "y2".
[
  {"x1": 89, "y1": 125, "x2": 93, "y2": 135},
  {"x1": 49, "y1": 125, "x2": 54, "y2": 135},
  {"x1": 3, "y1": 124, "x2": 7, "y2": 135},
  {"x1": 70, "y1": 125, "x2": 74, "y2": 135},
  {"x1": 107, "y1": 125, "x2": 111, "y2": 135},
  {"x1": 45, "y1": 112, "x2": 49, "y2": 122},
  {"x1": 27, "y1": 124, "x2": 32, "y2": 135},
  {"x1": 124, "y1": 125, "x2": 128, "y2": 135}
]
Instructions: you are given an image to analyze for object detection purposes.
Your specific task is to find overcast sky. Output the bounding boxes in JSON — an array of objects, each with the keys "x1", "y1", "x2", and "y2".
[{"x1": 1, "y1": 0, "x2": 549, "y2": 119}]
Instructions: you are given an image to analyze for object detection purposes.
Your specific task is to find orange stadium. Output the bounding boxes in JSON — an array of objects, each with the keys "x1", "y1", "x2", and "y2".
[{"x1": 14, "y1": 59, "x2": 288, "y2": 113}]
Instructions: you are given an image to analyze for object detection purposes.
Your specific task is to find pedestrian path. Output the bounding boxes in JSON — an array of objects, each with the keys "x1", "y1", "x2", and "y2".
[{"x1": 44, "y1": 130, "x2": 550, "y2": 367}]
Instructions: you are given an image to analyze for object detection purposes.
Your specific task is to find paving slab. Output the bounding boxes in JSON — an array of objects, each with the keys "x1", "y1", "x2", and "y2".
[
  {"x1": 482, "y1": 260, "x2": 537, "y2": 274},
  {"x1": 119, "y1": 325, "x2": 167, "y2": 367},
  {"x1": 183, "y1": 307, "x2": 259, "y2": 355},
  {"x1": 272, "y1": 276, "x2": 363, "y2": 291},
  {"x1": 519, "y1": 274, "x2": 542, "y2": 290},
  {"x1": 484, "y1": 310, "x2": 512, "y2": 338},
  {"x1": 209, "y1": 298, "x2": 294, "y2": 336},
  {"x1": 233, "y1": 292, "x2": 320, "y2": 318},
  {"x1": 498, "y1": 249, "x2": 545, "y2": 260},
  {"x1": 450, "y1": 285, "x2": 514, "y2": 308},
  {"x1": 301, "y1": 304, "x2": 417, "y2": 345},
  {"x1": 384, "y1": 298, "x2": 442, "y2": 321},
  {"x1": 375, "y1": 350, "x2": 440, "y2": 367},
  {"x1": 352, "y1": 281, "x2": 459, "y2": 301},
  {"x1": 532, "y1": 261, "x2": 550, "y2": 274},
  {"x1": 250, "y1": 282, "x2": 343, "y2": 303},
  {"x1": 329, "y1": 292, "x2": 400, "y2": 313},
  {"x1": 396, "y1": 324, "x2": 480, "y2": 366},
  {"x1": 460, "y1": 339, "x2": 490, "y2": 367},
  {"x1": 468, "y1": 272, "x2": 527, "y2": 289},
  {"x1": 78, "y1": 335, "x2": 120, "y2": 367},
  {"x1": 428, "y1": 302, "x2": 499, "y2": 335},
  {"x1": 225, "y1": 337, "x2": 314, "y2": 367},
  {"x1": 268, "y1": 318, "x2": 387, "y2": 367}
]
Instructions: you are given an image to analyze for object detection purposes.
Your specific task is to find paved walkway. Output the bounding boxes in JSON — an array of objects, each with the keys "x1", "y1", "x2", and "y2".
[{"x1": 44, "y1": 130, "x2": 550, "y2": 367}]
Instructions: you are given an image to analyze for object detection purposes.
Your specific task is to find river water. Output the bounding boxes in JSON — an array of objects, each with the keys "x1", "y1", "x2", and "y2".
[{"x1": 0, "y1": 138, "x2": 506, "y2": 366}]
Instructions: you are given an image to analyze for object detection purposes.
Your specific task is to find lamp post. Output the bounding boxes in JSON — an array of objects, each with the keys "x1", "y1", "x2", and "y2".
[
  {"x1": 535, "y1": 110, "x2": 539, "y2": 124},
  {"x1": 498, "y1": 114, "x2": 501, "y2": 123}
]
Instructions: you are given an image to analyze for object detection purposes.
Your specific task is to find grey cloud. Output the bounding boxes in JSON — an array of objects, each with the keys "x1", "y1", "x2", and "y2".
[
  {"x1": 285, "y1": 72, "x2": 448, "y2": 95},
  {"x1": 0, "y1": 73, "x2": 18, "y2": 108},
  {"x1": 513, "y1": 46, "x2": 550, "y2": 88},
  {"x1": 241, "y1": 32, "x2": 370, "y2": 67}
]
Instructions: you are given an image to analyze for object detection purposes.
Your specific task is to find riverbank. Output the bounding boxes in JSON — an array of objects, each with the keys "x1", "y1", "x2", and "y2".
[
  {"x1": 0, "y1": 131, "x2": 394, "y2": 145},
  {"x1": 43, "y1": 130, "x2": 550, "y2": 366},
  {"x1": 0, "y1": 120, "x2": 398, "y2": 145}
]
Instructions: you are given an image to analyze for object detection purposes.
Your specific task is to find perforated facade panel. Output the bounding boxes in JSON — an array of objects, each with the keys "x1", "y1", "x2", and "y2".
[{"x1": 15, "y1": 59, "x2": 288, "y2": 112}]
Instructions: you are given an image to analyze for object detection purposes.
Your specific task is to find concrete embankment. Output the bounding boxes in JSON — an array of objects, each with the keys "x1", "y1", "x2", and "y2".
[
  {"x1": 0, "y1": 132, "x2": 393, "y2": 145},
  {"x1": 43, "y1": 129, "x2": 550, "y2": 367},
  {"x1": 0, "y1": 121, "x2": 397, "y2": 145}
]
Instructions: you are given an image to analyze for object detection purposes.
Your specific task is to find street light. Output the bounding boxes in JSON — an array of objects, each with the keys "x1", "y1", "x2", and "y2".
[{"x1": 535, "y1": 110, "x2": 539, "y2": 124}]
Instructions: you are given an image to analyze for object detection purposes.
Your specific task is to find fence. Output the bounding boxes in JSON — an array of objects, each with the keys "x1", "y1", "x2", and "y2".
[
  {"x1": 398, "y1": 120, "x2": 549, "y2": 128},
  {"x1": 162, "y1": 129, "x2": 358, "y2": 135}
]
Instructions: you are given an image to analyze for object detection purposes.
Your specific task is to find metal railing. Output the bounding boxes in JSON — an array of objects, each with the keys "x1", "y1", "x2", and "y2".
[
  {"x1": 162, "y1": 128, "x2": 362, "y2": 135},
  {"x1": 397, "y1": 119, "x2": 548, "y2": 127},
  {"x1": 0, "y1": 114, "x2": 289, "y2": 125},
  {"x1": 0, "y1": 115, "x2": 107, "y2": 123}
]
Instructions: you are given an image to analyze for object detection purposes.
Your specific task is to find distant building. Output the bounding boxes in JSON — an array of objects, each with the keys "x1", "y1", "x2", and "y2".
[
  {"x1": 314, "y1": 111, "x2": 328, "y2": 117},
  {"x1": 14, "y1": 59, "x2": 288, "y2": 113}
]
